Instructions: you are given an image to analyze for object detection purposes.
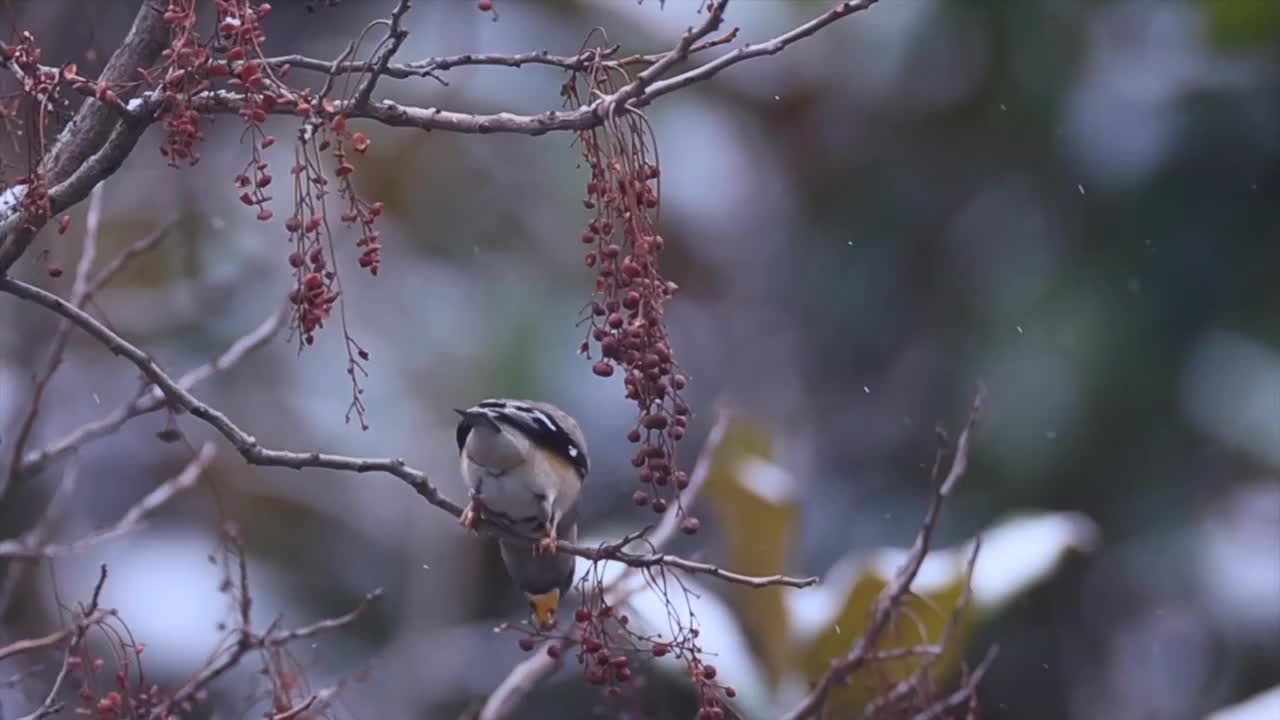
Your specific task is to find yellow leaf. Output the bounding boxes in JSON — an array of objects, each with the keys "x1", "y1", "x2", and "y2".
[{"x1": 703, "y1": 418, "x2": 798, "y2": 686}]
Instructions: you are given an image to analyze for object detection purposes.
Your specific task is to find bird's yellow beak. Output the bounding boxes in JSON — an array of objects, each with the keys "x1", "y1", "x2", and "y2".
[{"x1": 526, "y1": 589, "x2": 561, "y2": 629}]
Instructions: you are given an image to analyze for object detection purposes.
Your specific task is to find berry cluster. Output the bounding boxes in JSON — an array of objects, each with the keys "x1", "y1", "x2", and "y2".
[
  {"x1": 564, "y1": 61, "x2": 695, "y2": 526},
  {"x1": 504, "y1": 567, "x2": 739, "y2": 717}
]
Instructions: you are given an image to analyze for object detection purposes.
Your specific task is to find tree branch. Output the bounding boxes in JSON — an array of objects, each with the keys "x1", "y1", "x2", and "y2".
[
  {"x1": 262, "y1": 30, "x2": 739, "y2": 81},
  {"x1": 2, "y1": 182, "x2": 106, "y2": 501},
  {"x1": 0, "y1": 442, "x2": 217, "y2": 560},
  {"x1": 0, "y1": 277, "x2": 815, "y2": 590},
  {"x1": 18, "y1": 305, "x2": 283, "y2": 478},
  {"x1": 148, "y1": 581, "x2": 381, "y2": 719},
  {"x1": 0, "y1": 0, "x2": 876, "y2": 274},
  {"x1": 781, "y1": 386, "x2": 985, "y2": 720},
  {"x1": 908, "y1": 645, "x2": 998, "y2": 720},
  {"x1": 349, "y1": 0, "x2": 412, "y2": 111},
  {"x1": 0, "y1": 0, "x2": 167, "y2": 274}
]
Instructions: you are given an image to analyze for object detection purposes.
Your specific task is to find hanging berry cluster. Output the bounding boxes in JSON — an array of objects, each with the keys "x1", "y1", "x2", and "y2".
[
  {"x1": 284, "y1": 104, "x2": 379, "y2": 429},
  {"x1": 503, "y1": 567, "x2": 738, "y2": 716},
  {"x1": 3, "y1": 32, "x2": 56, "y2": 221},
  {"x1": 145, "y1": 0, "x2": 383, "y2": 427},
  {"x1": 564, "y1": 56, "x2": 695, "y2": 528}
]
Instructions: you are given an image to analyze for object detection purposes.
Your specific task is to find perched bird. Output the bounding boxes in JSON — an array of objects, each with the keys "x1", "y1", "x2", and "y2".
[{"x1": 454, "y1": 399, "x2": 588, "y2": 629}]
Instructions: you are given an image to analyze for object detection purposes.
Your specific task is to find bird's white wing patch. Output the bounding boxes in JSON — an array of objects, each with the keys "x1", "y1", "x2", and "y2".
[{"x1": 527, "y1": 409, "x2": 556, "y2": 430}]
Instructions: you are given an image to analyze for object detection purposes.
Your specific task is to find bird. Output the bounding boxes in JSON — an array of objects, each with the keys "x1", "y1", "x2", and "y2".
[{"x1": 454, "y1": 398, "x2": 588, "y2": 629}]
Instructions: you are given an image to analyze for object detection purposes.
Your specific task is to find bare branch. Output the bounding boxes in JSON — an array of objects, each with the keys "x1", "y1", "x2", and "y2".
[
  {"x1": 864, "y1": 538, "x2": 983, "y2": 718},
  {"x1": 14, "y1": 622, "x2": 105, "y2": 720},
  {"x1": 0, "y1": 276, "x2": 814, "y2": 590},
  {"x1": 135, "y1": 0, "x2": 867, "y2": 138},
  {"x1": 18, "y1": 306, "x2": 284, "y2": 478},
  {"x1": 2, "y1": 182, "x2": 106, "y2": 500},
  {"x1": 908, "y1": 645, "x2": 999, "y2": 720},
  {"x1": 2, "y1": 564, "x2": 110, "y2": 720},
  {"x1": 478, "y1": 411, "x2": 732, "y2": 720},
  {"x1": 0, "y1": 442, "x2": 217, "y2": 560},
  {"x1": 263, "y1": 27, "x2": 740, "y2": 81},
  {"x1": 150, "y1": 585, "x2": 381, "y2": 720},
  {"x1": 781, "y1": 387, "x2": 986, "y2": 720},
  {"x1": 0, "y1": 608, "x2": 109, "y2": 664},
  {"x1": 349, "y1": 0, "x2": 413, "y2": 112},
  {"x1": 266, "y1": 589, "x2": 384, "y2": 646},
  {"x1": 641, "y1": 0, "x2": 878, "y2": 102},
  {"x1": 85, "y1": 221, "x2": 174, "y2": 291}
]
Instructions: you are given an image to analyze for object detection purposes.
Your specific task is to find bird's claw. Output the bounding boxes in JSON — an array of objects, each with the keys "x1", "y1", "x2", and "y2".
[
  {"x1": 534, "y1": 529, "x2": 557, "y2": 556},
  {"x1": 460, "y1": 500, "x2": 484, "y2": 534}
]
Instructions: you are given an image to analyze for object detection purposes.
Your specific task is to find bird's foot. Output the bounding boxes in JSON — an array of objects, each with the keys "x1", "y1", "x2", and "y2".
[
  {"x1": 460, "y1": 500, "x2": 485, "y2": 533},
  {"x1": 534, "y1": 527, "x2": 557, "y2": 556}
]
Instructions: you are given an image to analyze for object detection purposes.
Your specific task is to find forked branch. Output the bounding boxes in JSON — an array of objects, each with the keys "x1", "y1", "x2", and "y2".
[{"x1": 781, "y1": 387, "x2": 986, "y2": 720}]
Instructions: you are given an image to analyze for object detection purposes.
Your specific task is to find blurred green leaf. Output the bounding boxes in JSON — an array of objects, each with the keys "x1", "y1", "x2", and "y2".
[{"x1": 1201, "y1": 0, "x2": 1280, "y2": 48}]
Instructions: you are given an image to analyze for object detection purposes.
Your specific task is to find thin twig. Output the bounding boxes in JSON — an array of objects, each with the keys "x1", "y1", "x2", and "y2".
[
  {"x1": 7, "y1": 566, "x2": 111, "y2": 720},
  {"x1": 19, "y1": 306, "x2": 284, "y2": 478},
  {"x1": 349, "y1": 0, "x2": 412, "y2": 112},
  {"x1": 781, "y1": 387, "x2": 985, "y2": 720},
  {"x1": 2, "y1": 182, "x2": 106, "y2": 500},
  {"x1": 267, "y1": 589, "x2": 384, "y2": 646},
  {"x1": 0, "y1": 442, "x2": 217, "y2": 559},
  {"x1": 0, "y1": 561, "x2": 108, "y2": 661},
  {"x1": 263, "y1": 28, "x2": 740, "y2": 81},
  {"x1": 908, "y1": 645, "x2": 999, "y2": 720},
  {"x1": 0, "y1": 608, "x2": 109, "y2": 663},
  {"x1": 149, "y1": 586, "x2": 381, "y2": 720},
  {"x1": 864, "y1": 538, "x2": 983, "y2": 718}
]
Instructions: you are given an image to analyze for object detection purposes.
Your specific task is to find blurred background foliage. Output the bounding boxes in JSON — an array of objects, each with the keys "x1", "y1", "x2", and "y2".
[{"x1": 0, "y1": 0, "x2": 1278, "y2": 718}]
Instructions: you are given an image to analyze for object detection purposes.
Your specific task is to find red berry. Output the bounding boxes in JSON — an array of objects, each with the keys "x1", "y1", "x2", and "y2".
[
  {"x1": 575, "y1": 608, "x2": 592, "y2": 623},
  {"x1": 518, "y1": 637, "x2": 535, "y2": 652},
  {"x1": 592, "y1": 361, "x2": 614, "y2": 378},
  {"x1": 702, "y1": 664, "x2": 717, "y2": 680},
  {"x1": 681, "y1": 517, "x2": 700, "y2": 535}
]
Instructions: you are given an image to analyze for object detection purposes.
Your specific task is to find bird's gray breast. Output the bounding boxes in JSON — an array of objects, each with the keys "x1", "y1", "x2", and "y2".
[{"x1": 465, "y1": 460, "x2": 546, "y2": 528}]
